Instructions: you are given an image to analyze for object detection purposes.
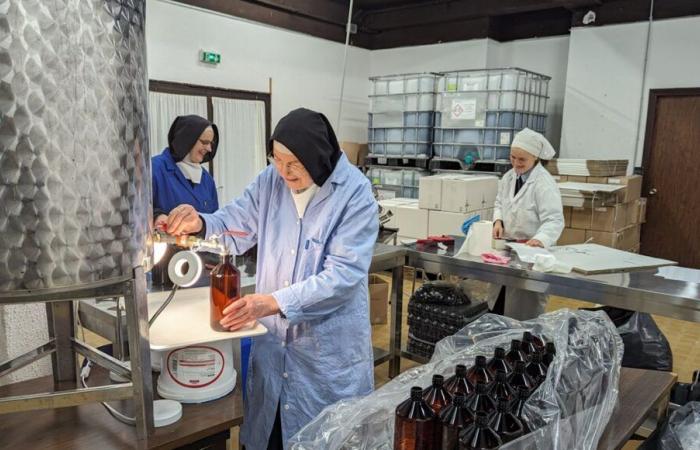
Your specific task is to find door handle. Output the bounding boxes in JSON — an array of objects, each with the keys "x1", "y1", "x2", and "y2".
[{"x1": 649, "y1": 188, "x2": 658, "y2": 196}]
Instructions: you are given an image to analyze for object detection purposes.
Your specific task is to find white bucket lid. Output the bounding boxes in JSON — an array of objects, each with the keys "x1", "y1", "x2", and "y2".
[{"x1": 154, "y1": 399, "x2": 183, "y2": 427}]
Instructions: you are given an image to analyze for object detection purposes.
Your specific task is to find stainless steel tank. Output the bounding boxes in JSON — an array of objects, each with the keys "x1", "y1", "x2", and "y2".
[{"x1": 0, "y1": 0, "x2": 151, "y2": 292}]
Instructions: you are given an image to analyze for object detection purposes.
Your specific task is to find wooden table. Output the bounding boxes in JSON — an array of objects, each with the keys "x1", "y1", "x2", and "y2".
[
  {"x1": 598, "y1": 368, "x2": 677, "y2": 450},
  {"x1": 0, "y1": 367, "x2": 676, "y2": 449},
  {"x1": 0, "y1": 366, "x2": 243, "y2": 450}
]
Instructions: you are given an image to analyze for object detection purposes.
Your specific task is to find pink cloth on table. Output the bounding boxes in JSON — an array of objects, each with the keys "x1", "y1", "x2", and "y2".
[{"x1": 481, "y1": 252, "x2": 511, "y2": 265}]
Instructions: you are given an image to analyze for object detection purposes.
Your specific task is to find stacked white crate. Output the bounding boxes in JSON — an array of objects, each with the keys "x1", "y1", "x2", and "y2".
[{"x1": 379, "y1": 174, "x2": 499, "y2": 241}]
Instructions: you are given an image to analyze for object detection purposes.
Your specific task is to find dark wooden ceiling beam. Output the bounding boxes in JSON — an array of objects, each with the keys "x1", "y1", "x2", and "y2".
[
  {"x1": 571, "y1": 0, "x2": 700, "y2": 27},
  {"x1": 360, "y1": 0, "x2": 602, "y2": 30},
  {"x1": 366, "y1": 16, "x2": 492, "y2": 49},
  {"x1": 490, "y1": 8, "x2": 574, "y2": 42},
  {"x1": 173, "y1": 0, "x2": 367, "y2": 46},
  {"x1": 247, "y1": 0, "x2": 350, "y2": 26}
]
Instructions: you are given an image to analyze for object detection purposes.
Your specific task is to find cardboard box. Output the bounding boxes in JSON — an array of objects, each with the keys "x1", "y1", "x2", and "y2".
[
  {"x1": 368, "y1": 274, "x2": 388, "y2": 324},
  {"x1": 378, "y1": 198, "x2": 415, "y2": 228},
  {"x1": 441, "y1": 176, "x2": 499, "y2": 214},
  {"x1": 395, "y1": 202, "x2": 428, "y2": 239},
  {"x1": 418, "y1": 174, "x2": 456, "y2": 210},
  {"x1": 586, "y1": 225, "x2": 641, "y2": 250},
  {"x1": 563, "y1": 207, "x2": 572, "y2": 228},
  {"x1": 567, "y1": 175, "x2": 588, "y2": 183},
  {"x1": 605, "y1": 175, "x2": 642, "y2": 203},
  {"x1": 557, "y1": 228, "x2": 587, "y2": 246},
  {"x1": 583, "y1": 175, "x2": 642, "y2": 203},
  {"x1": 571, "y1": 204, "x2": 629, "y2": 232},
  {"x1": 427, "y1": 209, "x2": 493, "y2": 236},
  {"x1": 340, "y1": 142, "x2": 369, "y2": 167},
  {"x1": 552, "y1": 175, "x2": 569, "y2": 183},
  {"x1": 625, "y1": 198, "x2": 648, "y2": 225}
]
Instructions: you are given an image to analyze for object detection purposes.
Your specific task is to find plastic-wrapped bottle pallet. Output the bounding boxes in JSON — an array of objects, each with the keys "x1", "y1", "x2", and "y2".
[
  {"x1": 433, "y1": 68, "x2": 550, "y2": 166},
  {"x1": 368, "y1": 73, "x2": 438, "y2": 159}
]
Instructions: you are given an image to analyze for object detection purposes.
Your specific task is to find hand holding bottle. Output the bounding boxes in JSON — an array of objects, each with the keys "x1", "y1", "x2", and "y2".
[{"x1": 219, "y1": 293, "x2": 280, "y2": 331}]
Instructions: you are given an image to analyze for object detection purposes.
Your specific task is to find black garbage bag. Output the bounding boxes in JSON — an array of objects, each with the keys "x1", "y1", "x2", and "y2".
[
  {"x1": 410, "y1": 280, "x2": 470, "y2": 306},
  {"x1": 639, "y1": 402, "x2": 700, "y2": 449},
  {"x1": 581, "y1": 306, "x2": 672, "y2": 371}
]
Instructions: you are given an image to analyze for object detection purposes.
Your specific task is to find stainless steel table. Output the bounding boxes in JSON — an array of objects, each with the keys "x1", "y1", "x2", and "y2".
[
  {"x1": 407, "y1": 238, "x2": 700, "y2": 321},
  {"x1": 386, "y1": 237, "x2": 700, "y2": 377},
  {"x1": 369, "y1": 244, "x2": 407, "y2": 374}
]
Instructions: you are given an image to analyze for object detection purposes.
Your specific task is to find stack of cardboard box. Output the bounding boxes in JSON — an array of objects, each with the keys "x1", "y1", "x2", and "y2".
[
  {"x1": 340, "y1": 142, "x2": 369, "y2": 168},
  {"x1": 556, "y1": 174, "x2": 647, "y2": 251},
  {"x1": 378, "y1": 174, "x2": 499, "y2": 241}
]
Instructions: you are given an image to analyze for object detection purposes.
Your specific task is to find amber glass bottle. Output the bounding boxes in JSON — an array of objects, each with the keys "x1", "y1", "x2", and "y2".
[
  {"x1": 440, "y1": 394, "x2": 473, "y2": 450},
  {"x1": 210, "y1": 253, "x2": 240, "y2": 332},
  {"x1": 487, "y1": 347, "x2": 513, "y2": 376},
  {"x1": 466, "y1": 356, "x2": 493, "y2": 386},
  {"x1": 507, "y1": 361, "x2": 535, "y2": 394},
  {"x1": 505, "y1": 339, "x2": 527, "y2": 366},
  {"x1": 488, "y1": 398, "x2": 524, "y2": 443},
  {"x1": 394, "y1": 386, "x2": 438, "y2": 450},
  {"x1": 458, "y1": 412, "x2": 502, "y2": 450},
  {"x1": 445, "y1": 364, "x2": 475, "y2": 397},
  {"x1": 423, "y1": 374, "x2": 452, "y2": 416}
]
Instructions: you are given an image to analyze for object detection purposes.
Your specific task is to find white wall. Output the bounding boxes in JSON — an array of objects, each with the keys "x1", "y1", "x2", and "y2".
[
  {"x1": 560, "y1": 15, "x2": 700, "y2": 167},
  {"x1": 368, "y1": 39, "x2": 490, "y2": 76},
  {"x1": 0, "y1": 305, "x2": 51, "y2": 386},
  {"x1": 146, "y1": 0, "x2": 371, "y2": 142},
  {"x1": 487, "y1": 36, "x2": 571, "y2": 150},
  {"x1": 560, "y1": 22, "x2": 648, "y2": 164}
]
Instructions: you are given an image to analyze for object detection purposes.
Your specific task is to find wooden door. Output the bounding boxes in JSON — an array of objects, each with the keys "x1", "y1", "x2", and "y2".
[{"x1": 641, "y1": 88, "x2": 700, "y2": 268}]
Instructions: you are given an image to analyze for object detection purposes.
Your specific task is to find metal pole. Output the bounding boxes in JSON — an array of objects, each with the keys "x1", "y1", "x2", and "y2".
[{"x1": 336, "y1": 0, "x2": 355, "y2": 132}]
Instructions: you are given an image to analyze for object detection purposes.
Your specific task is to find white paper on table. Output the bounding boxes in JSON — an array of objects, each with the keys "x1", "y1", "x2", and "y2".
[
  {"x1": 507, "y1": 243, "x2": 553, "y2": 263},
  {"x1": 656, "y1": 266, "x2": 700, "y2": 284}
]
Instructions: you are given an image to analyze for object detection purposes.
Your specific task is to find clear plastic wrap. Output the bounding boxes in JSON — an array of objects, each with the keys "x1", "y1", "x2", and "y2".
[{"x1": 289, "y1": 309, "x2": 623, "y2": 450}]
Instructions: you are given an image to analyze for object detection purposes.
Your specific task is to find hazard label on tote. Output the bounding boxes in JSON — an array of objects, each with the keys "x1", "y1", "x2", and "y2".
[{"x1": 451, "y1": 99, "x2": 477, "y2": 120}]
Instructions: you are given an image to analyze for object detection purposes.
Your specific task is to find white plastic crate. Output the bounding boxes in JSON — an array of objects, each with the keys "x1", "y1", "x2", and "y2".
[
  {"x1": 370, "y1": 73, "x2": 438, "y2": 96},
  {"x1": 370, "y1": 93, "x2": 435, "y2": 113}
]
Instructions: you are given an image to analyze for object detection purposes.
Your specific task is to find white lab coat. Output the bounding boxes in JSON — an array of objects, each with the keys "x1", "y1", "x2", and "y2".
[{"x1": 493, "y1": 163, "x2": 564, "y2": 319}]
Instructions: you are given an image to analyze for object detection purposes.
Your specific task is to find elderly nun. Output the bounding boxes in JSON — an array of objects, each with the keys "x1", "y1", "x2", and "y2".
[
  {"x1": 163, "y1": 108, "x2": 378, "y2": 450},
  {"x1": 492, "y1": 128, "x2": 564, "y2": 319}
]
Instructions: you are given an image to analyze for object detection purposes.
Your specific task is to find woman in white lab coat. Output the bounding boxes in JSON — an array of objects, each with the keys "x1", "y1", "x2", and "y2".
[{"x1": 492, "y1": 128, "x2": 564, "y2": 319}]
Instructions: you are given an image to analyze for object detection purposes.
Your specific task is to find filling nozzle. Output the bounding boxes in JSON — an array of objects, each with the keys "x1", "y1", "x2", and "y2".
[{"x1": 153, "y1": 230, "x2": 226, "y2": 255}]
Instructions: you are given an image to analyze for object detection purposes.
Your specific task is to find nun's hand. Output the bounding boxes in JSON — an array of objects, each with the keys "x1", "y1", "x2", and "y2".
[
  {"x1": 526, "y1": 239, "x2": 544, "y2": 248},
  {"x1": 493, "y1": 220, "x2": 504, "y2": 239},
  {"x1": 154, "y1": 214, "x2": 168, "y2": 231},
  {"x1": 166, "y1": 204, "x2": 203, "y2": 235},
  {"x1": 220, "y1": 294, "x2": 280, "y2": 331}
]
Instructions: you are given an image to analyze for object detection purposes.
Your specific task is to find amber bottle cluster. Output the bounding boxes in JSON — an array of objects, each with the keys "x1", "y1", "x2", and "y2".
[{"x1": 394, "y1": 332, "x2": 556, "y2": 450}]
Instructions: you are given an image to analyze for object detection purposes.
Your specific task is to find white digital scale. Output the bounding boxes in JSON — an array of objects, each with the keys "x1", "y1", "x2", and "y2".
[{"x1": 147, "y1": 287, "x2": 267, "y2": 426}]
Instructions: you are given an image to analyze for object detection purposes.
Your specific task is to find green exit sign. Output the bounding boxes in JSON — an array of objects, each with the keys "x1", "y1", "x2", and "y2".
[{"x1": 200, "y1": 51, "x2": 221, "y2": 65}]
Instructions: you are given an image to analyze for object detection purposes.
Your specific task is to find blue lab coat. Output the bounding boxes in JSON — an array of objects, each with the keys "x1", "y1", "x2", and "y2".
[
  {"x1": 152, "y1": 149, "x2": 219, "y2": 215},
  {"x1": 200, "y1": 154, "x2": 378, "y2": 449}
]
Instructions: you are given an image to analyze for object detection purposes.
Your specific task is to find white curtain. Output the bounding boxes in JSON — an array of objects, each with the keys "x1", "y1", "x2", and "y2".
[
  {"x1": 148, "y1": 91, "x2": 208, "y2": 158},
  {"x1": 212, "y1": 98, "x2": 266, "y2": 204}
]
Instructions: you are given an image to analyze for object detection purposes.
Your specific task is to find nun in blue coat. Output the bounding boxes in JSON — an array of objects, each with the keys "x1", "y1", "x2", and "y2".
[
  {"x1": 151, "y1": 114, "x2": 220, "y2": 228},
  {"x1": 164, "y1": 108, "x2": 378, "y2": 450}
]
